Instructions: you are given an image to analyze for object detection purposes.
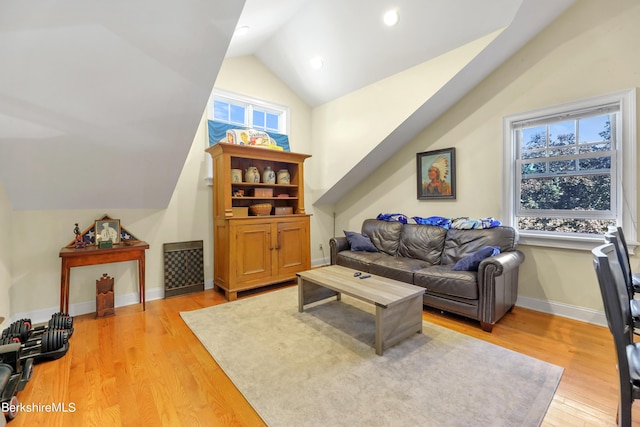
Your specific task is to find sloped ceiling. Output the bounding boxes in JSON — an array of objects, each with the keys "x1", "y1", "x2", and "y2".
[
  {"x1": 0, "y1": 0, "x2": 574, "y2": 210},
  {"x1": 314, "y1": 0, "x2": 577, "y2": 205},
  {"x1": 0, "y1": 1, "x2": 245, "y2": 210},
  {"x1": 227, "y1": 0, "x2": 573, "y2": 108}
]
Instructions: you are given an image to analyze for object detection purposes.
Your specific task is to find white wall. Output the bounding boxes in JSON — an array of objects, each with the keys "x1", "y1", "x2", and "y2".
[
  {"x1": 8, "y1": 112, "x2": 212, "y2": 321},
  {"x1": 0, "y1": 182, "x2": 11, "y2": 329},
  {"x1": 333, "y1": 0, "x2": 640, "y2": 320},
  {"x1": 310, "y1": 29, "x2": 502, "y2": 195}
]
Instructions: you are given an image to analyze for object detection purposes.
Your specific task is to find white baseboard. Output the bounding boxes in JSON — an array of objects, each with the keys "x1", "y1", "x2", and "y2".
[
  {"x1": 11, "y1": 287, "x2": 165, "y2": 325},
  {"x1": 12, "y1": 282, "x2": 219, "y2": 325},
  {"x1": 312, "y1": 258, "x2": 330, "y2": 268},
  {"x1": 516, "y1": 295, "x2": 606, "y2": 327}
]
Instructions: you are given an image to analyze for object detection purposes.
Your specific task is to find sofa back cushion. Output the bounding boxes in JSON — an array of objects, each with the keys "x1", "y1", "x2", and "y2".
[
  {"x1": 397, "y1": 223, "x2": 448, "y2": 264},
  {"x1": 440, "y1": 226, "x2": 518, "y2": 265},
  {"x1": 362, "y1": 219, "x2": 403, "y2": 256}
]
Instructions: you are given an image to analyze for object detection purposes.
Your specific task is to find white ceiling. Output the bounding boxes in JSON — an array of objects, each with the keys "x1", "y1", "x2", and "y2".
[
  {"x1": 0, "y1": 0, "x2": 574, "y2": 210},
  {"x1": 227, "y1": 0, "x2": 523, "y2": 107},
  {"x1": 0, "y1": 1, "x2": 245, "y2": 210}
]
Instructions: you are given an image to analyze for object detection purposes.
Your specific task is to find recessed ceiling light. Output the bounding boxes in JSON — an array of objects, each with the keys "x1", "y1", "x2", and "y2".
[
  {"x1": 383, "y1": 9, "x2": 399, "y2": 26},
  {"x1": 235, "y1": 26, "x2": 250, "y2": 36},
  {"x1": 310, "y1": 56, "x2": 324, "y2": 70}
]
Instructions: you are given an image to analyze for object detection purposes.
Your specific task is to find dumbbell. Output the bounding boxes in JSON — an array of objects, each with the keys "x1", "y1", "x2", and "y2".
[
  {"x1": 1, "y1": 321, "x2": 30, "y2": 343},
  {"x1": 21, "y1": 313, "x2": 73, "y2": 337},
  {"x1": 1, "y1": 313, "x2": 73, "y2": 343},
  {"x1": 0, "y1": 329, "x2": 69, "y2": 354}
]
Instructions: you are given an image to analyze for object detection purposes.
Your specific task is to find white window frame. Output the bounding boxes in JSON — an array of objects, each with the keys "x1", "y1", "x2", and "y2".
[
  {"x1": 502, "y1": 89, "x2": 637, "y2": 250},
  {"x1": 205, "y1": 89, "x2": 290, "y2": 185},
  {"x1": 207, "y1": 88, "x2": 289, "y2": 135}
]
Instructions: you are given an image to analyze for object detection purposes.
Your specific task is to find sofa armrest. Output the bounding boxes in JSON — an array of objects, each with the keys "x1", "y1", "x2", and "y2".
[
  {"x1": 477, "y1": 250, "x2": 525, "y2": 331},
  {"x1": 330, "y1": 237, "x2": 349, "y2": 265},
  {"x1": 478, "y1": 250, "x2": 525, "y2": 276}
]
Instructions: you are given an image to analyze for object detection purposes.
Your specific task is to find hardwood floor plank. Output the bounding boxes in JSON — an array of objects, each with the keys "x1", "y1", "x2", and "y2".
[{"x1": 5, "y1": 283, "x2": 638, "y2": 426}]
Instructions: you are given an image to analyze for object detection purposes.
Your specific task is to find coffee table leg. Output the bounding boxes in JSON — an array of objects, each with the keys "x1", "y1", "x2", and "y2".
[
  {"x1": 298, "y1": 276, "x2": 340, "y2": 312},
  {"x1": 375, "y1": 295, "x2": 423, "y2": 356},
  {"x1": 298, "y1": 276, "x2": 305, "y2": 312}
]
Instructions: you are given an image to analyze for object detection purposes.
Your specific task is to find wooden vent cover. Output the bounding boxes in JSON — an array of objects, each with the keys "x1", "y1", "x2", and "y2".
[{"x1": 163, "y1": 240, "x2": 204, "y2": 298}]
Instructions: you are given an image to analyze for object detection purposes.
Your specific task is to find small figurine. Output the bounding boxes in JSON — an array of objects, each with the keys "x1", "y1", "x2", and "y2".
[{"x1": 74, "y1": 223, "x2": 85, "y2": 248}]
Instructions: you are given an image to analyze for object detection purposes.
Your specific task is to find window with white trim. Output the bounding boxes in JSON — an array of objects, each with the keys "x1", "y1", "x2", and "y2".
[
  {"x1": 208, "y1": 89, "x2": 288, "y2": 134},
  {"x1": 205, "y1": 89, "x2": 290, "y2": 185},
  {"x1": 503, "y1": 89, "x2": 637, "y2": 249}
]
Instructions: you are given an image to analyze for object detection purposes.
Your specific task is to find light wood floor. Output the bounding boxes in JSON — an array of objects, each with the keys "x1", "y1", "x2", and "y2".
[{"x1": 5, "y1": 282, "x2": 639, "y2": 426}]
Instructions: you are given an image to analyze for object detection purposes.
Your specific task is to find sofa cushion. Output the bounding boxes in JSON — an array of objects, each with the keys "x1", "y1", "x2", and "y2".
[
  {"x1": 362, "y1": 219, "x2": 403, "y2": 256},
  {"x1": 440, "y1": 226, "x2": 517, "y2": 265},
  {"x1": 336, "y1": 251, "x2": 386, "y2": 272},
  {"x1": 452, "y1": 246, "x2": 500, "y2": 271},
  {"x1": 368, "y1": 256, "x2": 432, "y2": 283},
  {"x1": 414, "y1": 265, "x2": 479, "y2": 300},
  {"x1": 344, "y1": 230, "x2": 378, "y2": 252},
  {"x1": 397, "y1": 224, "x2": 448, "y2": 264}
]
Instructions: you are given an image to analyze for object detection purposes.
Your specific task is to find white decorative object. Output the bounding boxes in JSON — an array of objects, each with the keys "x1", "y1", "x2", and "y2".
[
  {"x1": 231, "y1": 169, "x2": 242, "y2": 183},
  {"x1": 277, "y1": 169, "x2": 290, "y2": 185},
  {"x1": 262, "y1": 166, "x2": 275, "y2": 184},
  {"x1": 244, "y1": 166, "x2": 260, "y2": 183}
]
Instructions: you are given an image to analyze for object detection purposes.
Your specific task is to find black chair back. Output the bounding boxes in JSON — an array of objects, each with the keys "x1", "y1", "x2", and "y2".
[
  {"x1": 593, "y1": 243, "x2": 636, "y2": 426},
  {"x1": 593, "y1": 243, "x2": 634, "y2": 344},
  {"x1": 606, "y1": 227, "x2": 634, "y2": 291},
  {"x1": 606, "y1": 232, "x2": 634, "y2": 299}
]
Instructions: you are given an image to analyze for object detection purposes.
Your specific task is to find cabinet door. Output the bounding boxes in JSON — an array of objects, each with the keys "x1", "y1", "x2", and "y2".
[
  {"x1": 234, "y1": 222, "x2": 272, "y2": 283},
  {"x1": 276, "y1": 219, "x2": 310, "y2": 276}
]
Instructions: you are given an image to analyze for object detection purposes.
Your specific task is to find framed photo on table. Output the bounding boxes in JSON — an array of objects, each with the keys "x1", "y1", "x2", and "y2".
[
  {"x1": 417, "y1": 148, "x2": 456, "y2": 200},
  {"x1": 95, "y1": 219, "x2": 121, "y2": 244}
]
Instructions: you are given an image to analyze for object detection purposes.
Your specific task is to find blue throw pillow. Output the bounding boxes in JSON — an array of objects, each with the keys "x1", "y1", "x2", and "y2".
[
  {"x1": 452, "y1": 246, "x2": 501, "y2": 271},
  {"x1": 344, "y1": 231, "x2": 379, "y2": 252}
]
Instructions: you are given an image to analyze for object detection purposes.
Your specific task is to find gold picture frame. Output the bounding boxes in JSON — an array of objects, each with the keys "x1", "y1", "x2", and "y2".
[{"x1": 417, "y1": 148, "x2": 456, "y2": 200}]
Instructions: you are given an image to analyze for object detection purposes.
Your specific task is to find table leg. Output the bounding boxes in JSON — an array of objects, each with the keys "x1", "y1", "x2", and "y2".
[
  {"x1": 138, "y1": 254, "x2": 146, "y2": 311},
  {"x1": 297, "y1": 276, "x2": 339, "y2": 312},
  {"x1": 60, "y1": 260, "x2": 70, "y2": 314},
  {"x1": 375, "y1": 296, "x2": 423, "y2": 356}
]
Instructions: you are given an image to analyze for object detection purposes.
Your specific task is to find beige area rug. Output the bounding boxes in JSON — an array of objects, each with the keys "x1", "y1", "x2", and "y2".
[{"x1": 180, "y1": 287, "x2": 563, "y2": 427}]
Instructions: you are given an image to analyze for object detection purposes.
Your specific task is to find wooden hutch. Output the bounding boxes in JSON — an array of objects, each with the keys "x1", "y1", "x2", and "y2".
[{"x1": 206, "y1": 143, "x2": 311, "y2": 301}]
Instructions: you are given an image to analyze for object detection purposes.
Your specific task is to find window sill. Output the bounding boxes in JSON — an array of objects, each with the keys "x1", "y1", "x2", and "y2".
[{"x1": 518, "y1": 231, "x2": 638, "y2": 252}]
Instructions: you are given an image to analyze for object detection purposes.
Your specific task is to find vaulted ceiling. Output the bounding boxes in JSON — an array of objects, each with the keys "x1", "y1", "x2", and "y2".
[{"x1": 0, "y1": 0, "x2": 574, "y2": 210}]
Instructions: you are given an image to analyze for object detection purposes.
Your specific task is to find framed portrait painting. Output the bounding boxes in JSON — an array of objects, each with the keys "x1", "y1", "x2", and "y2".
[
  {"x1": 417, "y1": 148, "x2": 456, "y2": 200},
  {"x1": 95, "y1": 219, "x2": 121, "y2": 243}
]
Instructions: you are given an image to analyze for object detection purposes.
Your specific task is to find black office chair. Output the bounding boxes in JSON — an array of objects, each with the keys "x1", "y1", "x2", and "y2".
[
  {"x1": 607, "y1": 226, "x2": 640, "y2": 292},
  {"x1": 605, "y1": 233, "x2": 640, "y2": 330},
  {"x1": 593, "y1": 243, "x2": 640, "y2": 426}
]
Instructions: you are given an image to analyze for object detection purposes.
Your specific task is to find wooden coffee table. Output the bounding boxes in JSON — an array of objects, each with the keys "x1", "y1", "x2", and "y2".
[{"x1": 297, "y1": 265, "x2": 425, "y2": 355}]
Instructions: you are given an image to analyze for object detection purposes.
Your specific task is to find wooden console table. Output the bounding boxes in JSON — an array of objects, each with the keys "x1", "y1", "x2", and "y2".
[{"x1": 59, "y1": 241, "x2": 149, "y2": 313}]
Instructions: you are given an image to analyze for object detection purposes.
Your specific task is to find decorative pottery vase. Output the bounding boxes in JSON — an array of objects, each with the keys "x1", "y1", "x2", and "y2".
[
  {"x1": 231, "y1": 169, "x2": 243, "y2": 183},
  {"x1": 244, "y1": 166, "x2": 260, "y2": 183},
  {"x1": 277, "y1": 169, "x2": 290, "y2": 185},
  {"x1": 262, "y1": 166, "x2": 276, "y2": 184}
]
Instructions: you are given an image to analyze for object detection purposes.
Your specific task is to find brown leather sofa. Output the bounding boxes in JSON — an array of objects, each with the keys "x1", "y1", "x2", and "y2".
[{"x1": 329, "y1": 219, "x2": 525, "y2": 332}]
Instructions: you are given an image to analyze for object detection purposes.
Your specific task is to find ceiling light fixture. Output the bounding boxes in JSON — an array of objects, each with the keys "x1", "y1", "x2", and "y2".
[
  {"x1": 309, "y1": 56, "x2": 324, "y2": 70},
  {"x1": 234, "y1": 26, "x2": 250, "y2": 36},
  {"x1": 383, "y1": 9, "x2": 399, "y2": 26}
]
